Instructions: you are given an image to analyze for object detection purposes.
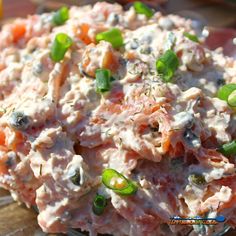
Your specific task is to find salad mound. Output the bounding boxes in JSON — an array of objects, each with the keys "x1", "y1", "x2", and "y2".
[{"x1": 0, "y1": 2, "x2": 236, "y2": 236}]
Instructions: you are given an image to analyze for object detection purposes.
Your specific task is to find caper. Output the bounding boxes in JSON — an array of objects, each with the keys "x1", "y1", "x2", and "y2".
[
  {"x1": 140, "y1": 46, "x2": 151, "y2": 54},
  {"x1": 183, "y1": 129, "x2": 201, "y2": 148},
  {"x1": 9, "y1": 111, "x2": 30, "y2": 130},
  {"x1": 70, "y1": 170, "x2": 81, "y2": 186},
  {"x1": 189, "y1": 173, "x2": 206, "y2": 185}
]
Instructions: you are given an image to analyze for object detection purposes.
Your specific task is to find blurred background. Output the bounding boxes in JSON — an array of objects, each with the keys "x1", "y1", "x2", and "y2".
[
  {"x1": 0, "y1": 0, "x2": 236, "y2": 27},
  {"x1": 0, "y1": 0, "x2": 236, "y2": 57}
]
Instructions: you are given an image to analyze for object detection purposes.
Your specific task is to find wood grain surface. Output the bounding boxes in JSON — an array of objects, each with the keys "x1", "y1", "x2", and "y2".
[
  {"x1": 0, "y1": 1, "x2": 236, "y2": 236},
  {"x1": 0, "y1": 189, "x2": 39, "y2": 236}
]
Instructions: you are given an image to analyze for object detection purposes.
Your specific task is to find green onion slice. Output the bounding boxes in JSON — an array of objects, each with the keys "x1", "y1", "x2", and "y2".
[
  {"x1": 53, "y1": 6, "x2": 69, "y2": 26},
  {"x1": 218, "y1": 140, "x2": 236, "y2": 156},
  {"x1": 96, "y1": 28, "x2": 123, "y2": 49},
  {"x1": 217, "y1": 83, "x2": 236, "y2": 101},
  {"x1": 102, "y1": 169, "x2": 138, "y2": 196},
  {"x1": 95, "y1": 69, "x2": 111, "y2": 93},
  {"x1": 227, "y1": 90, "x2": 236, "y2": 107},
  {"x1": 92, "y1": 194, "x2": 107, "y2": 215},
  {"x1": 156, "y1": 49, "x2": 179, "y2": 82},
  {"x1": 133, "y1": 1, "x2": 154, "y2": 18},
  {"x1": 50, "y1": 33, "x2": 73, "y2": 62},
  {"x1": 183, "y1": 32, "x2": 199, "y2": 43},
  {"x1": 189, "y1": 173, "x2": 206, "y2": 185}
]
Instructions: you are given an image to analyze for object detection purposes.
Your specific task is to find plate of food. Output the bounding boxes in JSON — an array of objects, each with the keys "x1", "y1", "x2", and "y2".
[{"x1": 0, "y1": 1, "x2": 236, "y2": 236}]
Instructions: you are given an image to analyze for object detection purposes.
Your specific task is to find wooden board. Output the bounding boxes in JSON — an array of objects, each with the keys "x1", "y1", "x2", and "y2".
[
  {"x1": 1, "y1": 187, "x2": 236, "y2": 236},
  {"x1": 0, "y1": 188, "x2": 42, "y2": 236}
]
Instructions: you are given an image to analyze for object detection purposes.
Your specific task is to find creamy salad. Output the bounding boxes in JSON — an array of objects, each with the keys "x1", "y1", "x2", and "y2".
[{"x1": 0, "y1": 2, "x2": 236, "y2": 236}]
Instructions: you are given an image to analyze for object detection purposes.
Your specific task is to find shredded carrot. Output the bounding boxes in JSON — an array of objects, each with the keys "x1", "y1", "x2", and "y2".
[
  {"x1": 162, "y1": 133, "x2": 171, "y2": 153},
  {"x1": 12, "y1": 132, "x2": 25, "y2": 151},
  {"x1": 113, "y1": 91, "x2": 124, "y2": 101},
  {"x1": 139, "y1": 124, "x2": 148, "y2": 134},
  {"x1": 4, "y1": 128, "x2": 24, "y2": 151},
  {"x1": 12, "y1": 23, "x2": 26, "y2": 43},
  {"x1": 151, "y1": 104, "x2": 161, "y2": 113},
  {"x1": 79, "y1": 24, "x2": 92, "y2": 45},
  {"x1": 0, "y1": 63, "x2": 5, "y2": 71},
  {"x1": 218, "y1": 195, "x2": 236, "y2": 211},
  {"x1": 125, "y1": 51, "x2": 136, "y2": 60},
  {"x1": 109, "y1": 104, "x2": 124, "y2": 114},
  {"x1": 215, "y1": 175, "x2": 235, "y2": 187},
  {"x1": 91, "y1": 117, "x2": 105, "y2": 125},
  {"x1": 102, "y1": 50, "x2": 119, "y2": 72},
  {"x1": 59, "y1": 63, "x2": 70, "y2": 86},
  {"x1": 174, "y1": 142, "x2": 185, "y2": 156},
  {"x1": 0, "y1": 130, "x2": 5, "y2": 146},
  {"x1": 0, "y1": 155, "x2": 8, "y2": 175}
]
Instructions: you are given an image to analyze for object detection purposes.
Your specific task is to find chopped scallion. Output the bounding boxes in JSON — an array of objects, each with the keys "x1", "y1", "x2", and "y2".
[
  {"x1": 133, "y1": 2, "x2": 154, "y2": 18},
  {"x1": 156, "y1": 49, "x2": 179, "y2": 82},
  {"x1": 218, "y1": 140, "x2": 236, "y2": 156},
  {"x1": 96, "y1": 28, "x2": 123, "y2": 49},
  {"x1": 217, "y1": 84, "x2": 236, "y2": 101},
  {"x1": 92, "y1": 194, "x2": 107, "y2": 215},
  {"x1": 53, "y1": 6, "x2": 69, "y2": 26},
  {"x1": 50, "y1": 33, "x2": 73, "y2": 62},
  {"x1": 102, "y1": 169, "x2": 138, "y2": 196},
  {"x1": 227, "y1": 90, "x2": 236, "y2": 107},
  {"x1": 95, "y1": 69, "x2": 111, "y2": 93},
  {"x1": 183, "y1": 32, "x2": 199, "y2": 43}
]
